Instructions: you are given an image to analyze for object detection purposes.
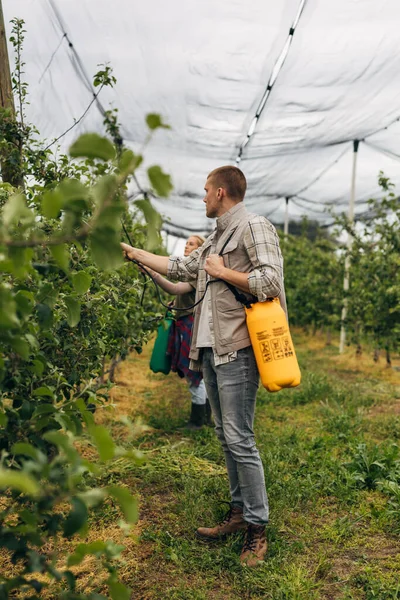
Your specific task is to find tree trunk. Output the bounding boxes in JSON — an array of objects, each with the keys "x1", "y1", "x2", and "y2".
[
  {"x1": 0, "y1": 4, "x2": 23, "y2": 187},
  {"x1": 373, "y1": 348, "x2": 380, "y2": 363},
  {"x1": 386, "y1": 347, "x2": 392, "y2": 368},
  {"x1": 356, "y1": 343, "x2": 362, "y2": 358},
  {"x1": 326, "y1": 327, "x2": 332, "y2": 346},
  {"x1": 109, "y1": 357, "x2": 120, "y2": 383}
]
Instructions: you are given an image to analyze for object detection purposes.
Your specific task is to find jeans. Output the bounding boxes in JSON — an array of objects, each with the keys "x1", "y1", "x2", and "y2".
[
  {"x1": 186, "y1": 378, "x2": 207, "y2": 405},
  {"x1": 202, "y1": 346, "x2": 269, "y2": 525}
]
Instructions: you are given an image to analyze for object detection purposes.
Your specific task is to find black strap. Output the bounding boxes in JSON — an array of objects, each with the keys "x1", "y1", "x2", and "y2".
[
  {"x1": 223, "y1": 281, "x2": 254, "y2": 308},
  {"x1": 126, "y1": 256, "x2": 220, "y2": 312},
  {"x1": 124, "y1": 222, "x2": 256, "y2": 312},
  {"x1": 217, "y1": 227, "x2": 257, "y2": 309}
]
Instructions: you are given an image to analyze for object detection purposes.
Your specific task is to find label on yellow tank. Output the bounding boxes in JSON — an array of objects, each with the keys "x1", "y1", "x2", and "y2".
[
  {"x1": 259, "y1": 336, "x2": 294, "y2": 362},
  {"x1": 260, "y1": 341, "x2": 273, "y2": 362},
  {"x1": 271, "y1": 338, "x2": 284, "y2": 360},
  {"x1": 256, "y1": 330, "x2": 269, "y2": 341},
  {"x1": 272, "y1": 326, "x2": 286, "y2": 336},
  {"x1": 282, "y1": 336, "x2": 294, "y2": 357}
]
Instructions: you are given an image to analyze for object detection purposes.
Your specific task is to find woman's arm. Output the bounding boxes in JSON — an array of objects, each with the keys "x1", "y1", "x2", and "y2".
[
  {"x1": 143, "y1": 267, "x2": 194, "y2": 296},
  {"x1": 121, "y1": 243, "x2": 170, "y2": 274}
]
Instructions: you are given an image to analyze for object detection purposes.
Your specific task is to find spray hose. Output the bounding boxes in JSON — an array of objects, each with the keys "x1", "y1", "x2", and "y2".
[{"x1": 121, "y1": 221, "x2": 256, "y2": 313}]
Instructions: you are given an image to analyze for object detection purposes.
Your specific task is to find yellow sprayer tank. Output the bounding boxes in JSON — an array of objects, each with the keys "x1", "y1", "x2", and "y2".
[{"x1": 245, "y1": 298, "x2": 301, "y2": 392}]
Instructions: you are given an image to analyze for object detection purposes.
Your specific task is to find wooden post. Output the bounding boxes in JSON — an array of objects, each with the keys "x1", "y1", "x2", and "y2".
[{"x1": 0, "y1": 1, "x2": 23, "y2": 187}]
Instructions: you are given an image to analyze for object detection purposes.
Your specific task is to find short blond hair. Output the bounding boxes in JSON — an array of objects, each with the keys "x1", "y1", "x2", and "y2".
[{"x1": 190, "y1": 235, "x2": 205, "y2": 248}]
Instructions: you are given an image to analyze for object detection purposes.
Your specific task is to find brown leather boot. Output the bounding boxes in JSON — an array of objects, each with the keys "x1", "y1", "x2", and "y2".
[
  {"x1": 240, "y1": 524, "x2": 267, "y2": 567},
  {"x1": 196, "y1": 505, "x2": 247, "y2": 541}
]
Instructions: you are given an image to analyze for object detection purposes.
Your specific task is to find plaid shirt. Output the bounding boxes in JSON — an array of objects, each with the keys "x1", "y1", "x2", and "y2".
[{"x1": 167, "y1": 202, "x2": 285, "y2": 367}]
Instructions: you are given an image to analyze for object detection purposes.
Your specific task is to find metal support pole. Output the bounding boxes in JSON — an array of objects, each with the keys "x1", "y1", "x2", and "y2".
[
  {"x1": 339, "y1": 140, "x2": 359, "y2": 354},
  {"x1": 284, "y1": 197, "x2": 290, "y2": 237}
]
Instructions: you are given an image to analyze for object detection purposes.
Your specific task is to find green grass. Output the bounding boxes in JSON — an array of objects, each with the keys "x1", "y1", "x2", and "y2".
[{"x1": 100, "y1": 332, "x2": 400, "y2": 599}]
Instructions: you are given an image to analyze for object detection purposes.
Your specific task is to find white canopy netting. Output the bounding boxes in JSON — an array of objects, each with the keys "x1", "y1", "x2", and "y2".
[{"x1": 3, "y1": 0, "x2": 400, "y2": 237}]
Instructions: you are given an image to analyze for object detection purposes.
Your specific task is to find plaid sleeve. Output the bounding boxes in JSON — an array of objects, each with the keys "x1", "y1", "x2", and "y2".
[
  {"x1": 167, "y1": 248, "x2": 201, "y2": 282},
  {"x1": 244, "y1": 216, "x2": 284, "y2": 301}
]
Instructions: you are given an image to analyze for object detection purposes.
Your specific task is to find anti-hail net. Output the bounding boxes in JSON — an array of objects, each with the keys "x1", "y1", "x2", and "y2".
[{"x1": 4, "y1": 0, "x2": 400, "y2": 237}]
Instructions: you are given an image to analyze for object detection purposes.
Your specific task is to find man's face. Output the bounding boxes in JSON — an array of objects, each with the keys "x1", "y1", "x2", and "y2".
[{"x1": 203, "y1": 177, "x2": 221, "y2": 218}]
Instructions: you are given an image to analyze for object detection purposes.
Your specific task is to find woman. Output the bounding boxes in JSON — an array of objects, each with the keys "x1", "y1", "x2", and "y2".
[{"x1": 147, "y1": 235, "x2": 211, "y2": 429}]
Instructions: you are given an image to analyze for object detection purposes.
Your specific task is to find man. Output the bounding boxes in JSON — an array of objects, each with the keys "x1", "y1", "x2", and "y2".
[{"x1": 121, "y1": 166, "x2": 286, "y2": 567}]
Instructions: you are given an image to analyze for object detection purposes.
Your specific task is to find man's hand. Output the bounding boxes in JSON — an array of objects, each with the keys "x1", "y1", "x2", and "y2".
[
  {"x1": 121, "y1": 242, "x2": 138, "y2": 262},
  {"x1": 205, "y1": 254, "x2": 225, "y2": 279},
  {"x1": 205, "y1": 254, "x2": 251, "y2": 293}
]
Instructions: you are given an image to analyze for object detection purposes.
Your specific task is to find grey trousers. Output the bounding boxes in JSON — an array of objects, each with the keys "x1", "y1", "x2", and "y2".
[{"x1": 201, "y1": 346, "x2": 269, "y2": 525}]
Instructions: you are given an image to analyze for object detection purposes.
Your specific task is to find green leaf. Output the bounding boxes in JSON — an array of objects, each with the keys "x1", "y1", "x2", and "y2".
[
  {"x1": 15, "y1": 290, "x2": 35, "y2": 319},
  {"x1": 77, "y1": 488, "x2": 106, "y2": 508},
  {"x1": 146, "y1": 113, "x2": 170, "y2": 131},
  {"x1": 9, "y1": 247, "x2": 34, "y2": 277},
  {"x1": 115, "y1": 447, "x2": 146, "y2": 466},
  {"x1": 41, "y1": 189, "x2": 63, "y2": 219},
  {"x1": 37, "y1": 282, "x2": 58, "y2": 308},
  {"x1": 107, "y1": 486, "x2": 138, "y2": 524},
  {"x1": 11, "y1": 442, "x2": 43, "y2": 462},
  {"x1": 0, "y1": 411, "x2": 8, "y2": 427},
  {"x1": 0, "y1": 254, "x2": 13, "y2": 274},
  {"x1": 134, "y1": 198, "x2": 162, "y2": 251},
  {"x1": 63, "y1": 497, "x2": 88, "y2": 538},
  {"x1": 32, "y1": 386, "x2": 53, "y2": 397},
  {"x1": 67, "y1": 541, "x2": 107, "y2": 567},
  {"x1": 43, "y1": 430, "x2": 78, "y2": 462},
  {"x1": 0, "y1": 468, "x2": 40, "y2": 497},
  {"x1": 92, "y1": 174, "x2": 118, "y2": 208},
  {"x1": 59, "y1": 179, "x2": 89, "y2": 214},
  {"x1": 92, "y1": 178, "x2": 125, "y2": 231},
  {"x1": 69, "y1": 413, "x2": 83, "y2": 436},
  {"x1": 75, "y1": 398, "x2": 95, "y2": 427},
  {"x1": 53, "y1": 413, "x2": 72, "y2": 433},
  {"x1": 69, "y1": 134, "x2": 116, "y2": 161},
  {"x1": 30, "y1": 359, "x2": 45, "y2": 377},
  {"x1": 36, "y1": 303, "x2": 53, "y2": 329},
  {"x1": 118, "y1": 149, "x2": 143, "y2": 176},
  {"x1": 64, "y1": 570, "x2": 76, "y2": 592},
  {"x1": 50, "y1": 244, "x2": 69, "y2": 272},
  {"x1": 90, "y1": 227, "x2": 123, "y2": 270},
  {"x1": 72, "y1": 271, "x2": 92, "y2": 295},
  {"x1": 0, "y1": 288, "x2": 20, "y2": 328},
  {"x1": 147, "y1": 165, "x2": 173, "y2": 197},
  {"x1": 32, "y1": 416, "x2": 53, "y2": 432},
  {"x1": 20, "y1": 509, "x2": 38, "y2": 526},
  {"x1": 32, "y1": 404, "x2": 56, "y2": 418},
  {"x1": 64, "y1": 296, "x2": 81, "y2": 327},
  {"x1": 20, "y1": 399, "x2": 33, "y2": 420},
  {"x1": 10, "y1": 336, "x2": 30, "y2": 360},
  {"x1": 108, "y1": 579, "x2": 131, "y2": 600},
  {"x1": 26, "y1": 334, "x2": 39, "y2": 351},
  {"x1": 2, "y1": 193, "x2": 34, "y2": 226},
  {"x1": 89, "y1": 425, "x2": 115, "y2": 461}
]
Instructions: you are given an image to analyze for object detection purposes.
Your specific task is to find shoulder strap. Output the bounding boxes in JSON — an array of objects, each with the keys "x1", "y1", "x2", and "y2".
[{"x1": 218, "y1": 227, "x2": 256, "y2": 308}]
